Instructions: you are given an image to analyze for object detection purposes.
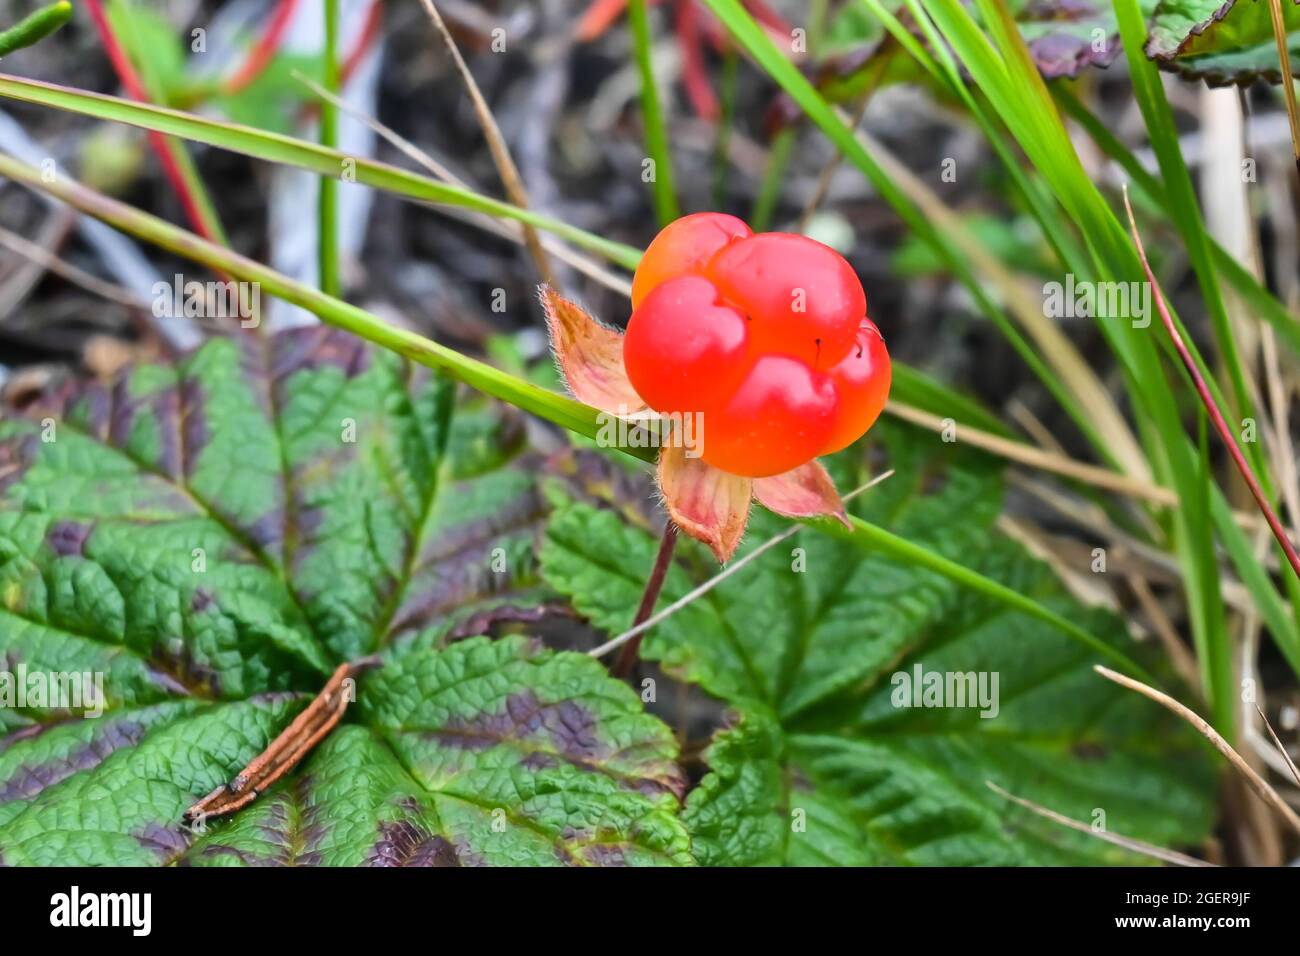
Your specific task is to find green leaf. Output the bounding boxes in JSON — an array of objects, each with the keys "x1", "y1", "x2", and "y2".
[
  {"x1": 105, "y1": 1, "x2": 187, "y2": 104},
  {"x1": 215, "y1": 51, "x2": 324, "y2": 136},
  {"x1": 0, "y1": 2, "x2": 71, "y2": 59},
  {"x1": 0, "y1": 332, "x2": 691, "y2": 866},
  {"x1": 181, "y1": 636, "x2": 690, "y2": 867},
  {"x1": 542, "y1": 425, "x2": 1217, "y2": 865},
  {"x1": 1147, "y1": 0, "x2": 1300, "y2": 84}
]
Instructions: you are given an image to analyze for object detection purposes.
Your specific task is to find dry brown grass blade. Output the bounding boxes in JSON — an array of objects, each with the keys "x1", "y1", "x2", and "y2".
[
  {"x1": 1127, "y1": 573, "x2": 1203, "y2": 692},
  {"x1": 0, "y1": 221, "x2": 148, "y2": 311},
  {"x1": 985, "y1": 781, "x2": 1215, "y2": 866},
  {"x1": 1255, "y1": 705, "x2": 1300, "y2": 787},
  {"x1": 886, "y1": 400, "x2": 1173, "y2": 506},
  {"x1": 417, "y1": 0, "x2": 555, "y2": 286},
  {"x1": 1265, "y1": 0, "x2": 1300, "y2": 174},
  {"x1": 1095, "y1": 665, "x2": 1300, "y2": 835}
]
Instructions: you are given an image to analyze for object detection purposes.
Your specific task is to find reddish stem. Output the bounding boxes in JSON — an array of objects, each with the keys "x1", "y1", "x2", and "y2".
[
  {"x1": 676, "y1": 0, "x2": 719, "y2": 120},
  {"x1": 577, "y1": 0, "x2": 632, "y2": 41},
  {"x1": 340, "y1": 0, "x2": 384, "y2": 85},
  {"x1": 295, "y1": 0, "x2": 384, "y2": 125},
  {"x1": 741, "y1": 0, "x2": 792, "y2": 35},
  {"x1": 84, "y1": 0, "x2": 218, "y2": 243},
  {"x1": 1123, "y1": 188, "x2": 1300, "y2": 582},
  {"x1": 614, "y1": 522, "x2": 680, "y2": 677},
  {"x1": 222, "y1": 0, "x2": 301, "y2": 95}
]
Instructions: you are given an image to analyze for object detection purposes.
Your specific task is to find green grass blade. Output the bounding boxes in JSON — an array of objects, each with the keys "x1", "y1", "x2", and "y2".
[
  {"x1": 919, "y1": 0, "x2": 1293, "y2": 729},
  {"x1": 889, "y1": 364, "x2": 1012, "y2": 437},
  {"x1": 750, "y1": 126, "x2": 795, "y2": 231},
  {"x1": 1113, "y1": 0, "x2": 1249, "y2": 422},
  {"x1": 1054, "y1": 85, "x2": 1300, "y2": 356},
  {"x1": 1181, "y1": 415, "x2": 1236, "y2": 726},
  {"x1": 873, "y1": 0, "x2": 1089, "y2": 275},
  {"x1": 320, "y1": 0, "x2": 341, "y2": 297},
  {"x1": 628, "y1": 0, "x2": 679, "y2": 224},
  {"x1": 0, "y1": 73, "x2": 643, "y2": 270}
]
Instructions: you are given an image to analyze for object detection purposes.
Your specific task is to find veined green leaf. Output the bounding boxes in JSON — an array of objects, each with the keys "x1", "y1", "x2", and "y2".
[
  {"x1": 542, "y1": 424, "x2": 1216, "y2": 865},
  {"x1": 0, "y1": 332, "x2": 689, "y2": 866}
]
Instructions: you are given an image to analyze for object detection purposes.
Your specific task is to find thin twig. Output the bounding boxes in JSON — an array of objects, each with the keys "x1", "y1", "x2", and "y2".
[
  {"x1": 591, "y1": 471, "x2": 895, "y2": 660},
  {"x1": 417, "y1": 0, "x2": 555, "y2": 286},
  {"x1": 184, "y1": 656, "x2": 381, "y2": 822},
  {"x1": 986, "y1": 781, "x2": 1215, "y2": 866},
  {"x1": 886, "y1": 400, "x2": 1176, "y2": 507},
  {"x1": 0, "y1": 221, "x2": 149, "y2": 311},
  {"x1": 1122, "y1": 185, "x2": 1300, "y2": 583},
  {"x1": 1264, "y1": 0, "x2": 1300, "y2": 177},
  {"x1": 1094, "y1": 664, "x2": 1300, "y2": 835},
  {"x1": 84, "y1": 0, "x2": 228, "y2": 247},
  {"x1": 1255, "y1": 705, "x2": 1300, "y2": 787}
]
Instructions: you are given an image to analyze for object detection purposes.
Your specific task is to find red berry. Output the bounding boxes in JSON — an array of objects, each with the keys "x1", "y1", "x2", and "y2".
[
  {"x1": 622, "y1": 215, "x2": 890, "y2": 479},
  {"x1": 623, "y1": 275, "x2": 750, "y2": 414},
  {"x1": 820, "y1": 320, "x2": 891, "y2": 455},
  {"x1": 699, "y1": 355, "x2": 839, "y2": 478},
  {"x1": 631, "y1": 212, "x2": 751, "y2": 309},
  {"x1": 703, "y1": 233, "x2": 864, "y2": 369}
]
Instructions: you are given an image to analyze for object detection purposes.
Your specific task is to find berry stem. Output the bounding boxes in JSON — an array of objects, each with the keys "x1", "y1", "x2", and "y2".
[{"x1": 614, "y1": 521, "x2": 680, "y2": 677}]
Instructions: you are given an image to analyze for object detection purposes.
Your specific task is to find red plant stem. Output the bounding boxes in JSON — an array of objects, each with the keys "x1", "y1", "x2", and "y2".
[
  {"x1": 340, "y1": 0, "x2": 384, "y2": 85},
  {"x1": 295, "y1": 0, "x2": 384, "y2": 125},
  {"x1": 577, "y1": 0, "x2": 632, "y2": 41},
  {"x1": 84, "y1": 0, "x2": 219, "y2": 243},
  {"x1": 1123, "y1": 188, "x2": 1300, "y2": 582},
  {"x1": 222, "y1": 0, "x2": 301, "y2": 95},
  {"x1": 676, "y1": 0, "x2": 719, "y2": 120},
  {"x1": 741, "y1": 0, "x2": 792, "y2": 35},
  {"x1": 614, "y1": 522, "x2": 680, "y2": 677}
]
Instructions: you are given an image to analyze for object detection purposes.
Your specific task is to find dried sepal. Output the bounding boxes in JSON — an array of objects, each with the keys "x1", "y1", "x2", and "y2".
[
  {"x1": 753, "y1": 459, "x2": 851, "y2": 529},
  {"x1": 657, "y1": 443, "x2": 752, "y2": 563},
  {"x1": 539, "y1": 284, "x2": 645, "y2": 415}
]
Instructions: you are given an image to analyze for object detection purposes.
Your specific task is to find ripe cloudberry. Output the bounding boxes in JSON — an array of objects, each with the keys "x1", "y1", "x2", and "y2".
[{"x1": 623, "y1": 213, "x2": 890, "y2": 478}]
